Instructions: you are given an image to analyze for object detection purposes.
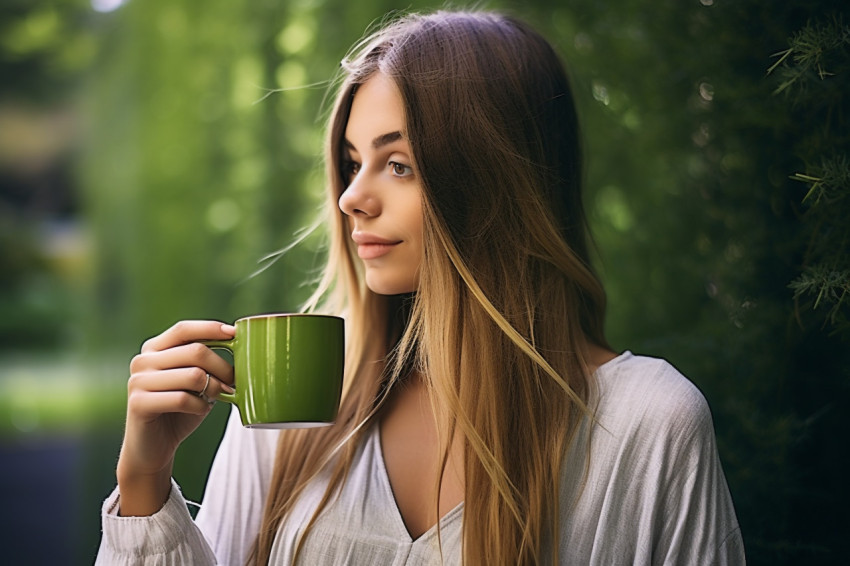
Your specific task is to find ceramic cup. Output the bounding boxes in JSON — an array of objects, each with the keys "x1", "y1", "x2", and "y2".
[{"x1": 203, "y1": 313, "x2": 344, "y2": 428}]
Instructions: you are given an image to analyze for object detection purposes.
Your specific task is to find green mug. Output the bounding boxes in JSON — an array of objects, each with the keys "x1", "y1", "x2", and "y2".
[{"x1": 203, "y1": 313, "x2": 344, "y2": 428}]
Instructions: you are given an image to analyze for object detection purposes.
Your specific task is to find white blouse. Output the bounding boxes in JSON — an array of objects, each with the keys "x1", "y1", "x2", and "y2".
[{"x1": 96, "y1": 352, "x2": 746, "y2": 565}]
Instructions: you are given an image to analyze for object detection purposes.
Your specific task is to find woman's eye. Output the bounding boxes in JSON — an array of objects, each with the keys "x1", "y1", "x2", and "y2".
[
  {"x1": 389, "y1": 161, "x2": 413, "y2": 177},
  {"x1": 343, "y1": 160, "x2": 360, "y2": 179}
]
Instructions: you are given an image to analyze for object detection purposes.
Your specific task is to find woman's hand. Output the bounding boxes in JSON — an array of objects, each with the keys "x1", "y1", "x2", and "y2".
[{"x1": 115, "y1": 320, "x2": 236, "y2": 516}]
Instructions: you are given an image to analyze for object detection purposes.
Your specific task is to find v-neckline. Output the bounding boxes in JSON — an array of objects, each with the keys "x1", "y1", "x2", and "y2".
[{"x1": 371, "y1": 426, "x2": 465, "y2": 543}]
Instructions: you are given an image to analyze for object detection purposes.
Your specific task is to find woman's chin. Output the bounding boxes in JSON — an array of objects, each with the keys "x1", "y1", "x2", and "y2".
[{"x1": 365, "y1": 277, "x2": 417, "y2": 296}]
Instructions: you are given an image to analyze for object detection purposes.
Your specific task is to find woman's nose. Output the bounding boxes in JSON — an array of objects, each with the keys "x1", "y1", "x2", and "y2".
[{"x1": 338, "y1": 175, "x2": 380, "y2": 217}]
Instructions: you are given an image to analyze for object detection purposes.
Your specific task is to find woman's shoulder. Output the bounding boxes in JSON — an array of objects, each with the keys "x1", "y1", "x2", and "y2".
[{"x1": 592, "y1": 351, "x2": 714, "y2": 440}]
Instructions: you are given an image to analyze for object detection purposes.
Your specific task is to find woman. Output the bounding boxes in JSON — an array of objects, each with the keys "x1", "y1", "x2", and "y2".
[{"x1": 97, "y1": 10, "x2": 745, "y2": 565}]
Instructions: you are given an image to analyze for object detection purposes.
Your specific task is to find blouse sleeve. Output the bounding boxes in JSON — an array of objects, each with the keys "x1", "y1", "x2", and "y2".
[
  {"x1": 95, "y1": 407, "x2": 280, "y2": 565},
  {"x1": 559, "y1": 354, "x2": 746, "y2": 565},
  {"x1": 95, "y1": 480, "x2": 216, "y2": 565},
  {"x1": 652, "y1": 394, "x2": 746, "y2": 565}
]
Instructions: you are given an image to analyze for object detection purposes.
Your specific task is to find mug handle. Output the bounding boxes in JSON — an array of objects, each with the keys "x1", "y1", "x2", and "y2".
[{"x1": 201, "y1": 339, "x2": 237, "y2": 405}]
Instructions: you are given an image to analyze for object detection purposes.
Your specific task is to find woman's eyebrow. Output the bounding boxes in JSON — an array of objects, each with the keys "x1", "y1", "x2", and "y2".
[
  {"x1": 343, "y1": 131, "x2": 405, "y2": 152},
  {"x1": 371, "y1": 131, "x2": 403, "y2": 149}
]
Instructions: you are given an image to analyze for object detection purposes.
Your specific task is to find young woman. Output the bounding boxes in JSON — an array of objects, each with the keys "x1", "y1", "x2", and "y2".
[{"x1": 96, "y1": 10, "x2": 745, "y2": 565}]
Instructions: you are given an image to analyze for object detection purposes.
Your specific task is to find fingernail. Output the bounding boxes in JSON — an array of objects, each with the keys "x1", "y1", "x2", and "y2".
[
  {"x1": 222, "y1": 383, "x2": 235, "y2": 394},
  {"x1": 221, "y1": 324, "x2": 236, "y2": 334}
]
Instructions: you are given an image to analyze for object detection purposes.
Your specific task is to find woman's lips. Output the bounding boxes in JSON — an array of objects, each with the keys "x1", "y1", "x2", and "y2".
[
  {"x1": 357, "y1": 242, "x2": 399, "y2": 259},
  {"x1": 351, "y1": 232, "x2": 401, "y2": 260}
]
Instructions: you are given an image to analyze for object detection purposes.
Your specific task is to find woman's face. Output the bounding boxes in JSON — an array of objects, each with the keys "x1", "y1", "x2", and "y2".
[{"x1": 338, "y1": 73, "x2": 424, "y2": 295}]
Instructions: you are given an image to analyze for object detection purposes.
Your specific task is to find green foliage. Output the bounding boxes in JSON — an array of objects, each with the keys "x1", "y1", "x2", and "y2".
[
  {"x1": 0, "y1": 0, "x2": 97, "y2": 103},
  {"x1": 770, "y1": 14, "x2": 850, "y2": 93},
  {"x1": 0, "y1": 0, "x2": 92, "y2": 351},
  {"x1": 78, "y1": 0, "x2": 453, "y2": 351},
  {"x1": 80, "y1": 0, "x2": 324, "y2": 349},
  {"x1": 0, "y1": 212, "x2": 74, "y2": 349},
  {"x1": 790, "y1": 264, "x2": 849, "y2": 328},
  {"x1": 772, "y1": 15, "x2": 850, "y2": 337}
]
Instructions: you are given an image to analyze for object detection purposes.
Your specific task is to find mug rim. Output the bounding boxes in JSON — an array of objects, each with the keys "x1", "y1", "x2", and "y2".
[{"x1": 234, "y1": 312, "x2": 343, "y2": 323}]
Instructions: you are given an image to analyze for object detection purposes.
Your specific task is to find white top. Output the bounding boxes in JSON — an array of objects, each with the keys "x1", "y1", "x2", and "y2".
[{"x1": 96, "y1": 352, "x2": 746, "y2": 565}]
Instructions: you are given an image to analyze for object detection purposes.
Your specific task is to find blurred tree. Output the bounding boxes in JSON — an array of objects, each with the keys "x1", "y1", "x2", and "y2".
[
  {"x1": 0, "y1": 0, "x2": 95, "y2": 350},
  {"x1": 80, "y1": 0, "x2": 438, "y2": 351},
  {"x1": 0, "y1": 0, "x2": 95, "y2": 103},
  {"x1": 81, "y1": 0, "x2": 310, "y2": 351}
]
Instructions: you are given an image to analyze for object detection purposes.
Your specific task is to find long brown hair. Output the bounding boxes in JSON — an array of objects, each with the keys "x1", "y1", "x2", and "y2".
[{"x1": 250, "y1": 10, "x2": 608, "y2": 565}]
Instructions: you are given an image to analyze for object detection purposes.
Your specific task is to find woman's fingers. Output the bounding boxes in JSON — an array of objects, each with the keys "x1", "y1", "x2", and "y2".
[
  {"x1": 130, "y1": 342, "x2": 235, "y2": 386},
  {"x1": 140, "y1": 320, "x2": 236, "y2": 354},
  {"x1": 127, "y1": 368, "x2": 213, "y2": 420},
  {"x1": 129, "y1": 366, "x2": 232, "y2": 400},
  {"x1": 128, "y1": 389, "x2": 216, "y2": 420}
]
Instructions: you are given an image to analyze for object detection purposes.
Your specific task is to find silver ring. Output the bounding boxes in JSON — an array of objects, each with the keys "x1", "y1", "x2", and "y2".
[{"x1": 198, "y1": 373, "x2": 211, "y2": 398}]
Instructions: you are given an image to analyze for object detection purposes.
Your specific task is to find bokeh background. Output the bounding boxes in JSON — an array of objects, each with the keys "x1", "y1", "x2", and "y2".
[{"x1": 1, "y1": 0, "x2": 848, "y2": 564}]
